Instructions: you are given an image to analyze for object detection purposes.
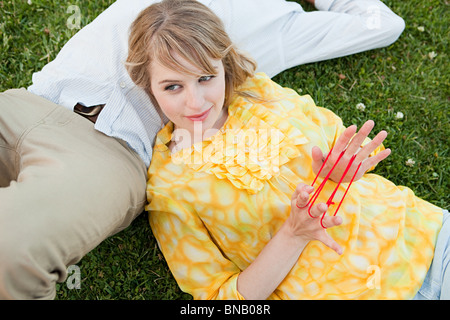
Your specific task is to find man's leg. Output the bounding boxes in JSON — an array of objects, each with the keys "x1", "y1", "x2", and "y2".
[{"x1": 0, "y1": 89, "x2": 147, "y2": 299}]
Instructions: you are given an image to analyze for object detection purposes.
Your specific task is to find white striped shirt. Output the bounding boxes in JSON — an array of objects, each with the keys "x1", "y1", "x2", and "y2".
[{"x1": 28, "y1": 0, "x2": 404, "y2": 167}]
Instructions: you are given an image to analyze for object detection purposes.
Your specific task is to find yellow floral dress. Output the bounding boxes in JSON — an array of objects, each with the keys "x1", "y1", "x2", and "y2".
[{"x1": 146, "y1": 72, "x2": 442, "y2": 300}]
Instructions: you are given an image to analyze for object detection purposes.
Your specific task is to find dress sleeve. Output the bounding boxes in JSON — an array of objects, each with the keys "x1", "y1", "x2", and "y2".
[{"x1": 147, "y1": 192, "x2": 246, "y2": 300}]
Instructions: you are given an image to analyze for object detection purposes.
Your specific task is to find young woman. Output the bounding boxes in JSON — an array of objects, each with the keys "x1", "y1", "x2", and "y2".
[{"x1": 126, "y1": 0, "x2": 448, "y2": 300}]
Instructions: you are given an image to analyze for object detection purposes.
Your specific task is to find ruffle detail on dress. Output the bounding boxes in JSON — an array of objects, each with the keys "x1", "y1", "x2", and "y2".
[{"x1": 170, "y1": 74, "x2": 309, "y2": 194}]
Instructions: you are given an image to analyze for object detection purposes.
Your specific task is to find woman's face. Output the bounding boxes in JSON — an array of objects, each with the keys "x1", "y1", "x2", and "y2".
[{"x1": 150, "y1": 53, "x2": 227, "y2": 141}]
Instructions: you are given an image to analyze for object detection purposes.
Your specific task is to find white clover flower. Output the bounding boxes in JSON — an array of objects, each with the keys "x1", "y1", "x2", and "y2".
[
  {"x1": 27, "y1": 0, "x2": 32, "y2": 4},
  {"x1": 417, "y1": 26, "x2": 425, "y2": 32},
  {"x1": 428, "y1": 51, "x2": 437, "y2": 60},
  {"x1": 356, "y1": 103, "x2": 366, "y2": 111},
  {"x1": 405, "y1": 158, "x2": 415, "y2": 167},
  {"x1": 395, "y1": 111, "x2": 404, "y2": 119}
]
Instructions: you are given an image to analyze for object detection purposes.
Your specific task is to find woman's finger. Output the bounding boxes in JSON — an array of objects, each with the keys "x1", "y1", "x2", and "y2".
[
  {"x1": 333, "y1": 125, "x2": 357, "y2": 155},
  {"x1": 321, "y1": 215, "x2": 343, "y2": 229},
  {"x1": 294, "y1": 184, "x2": 314, "y2": 208},
  {"x1": 311, "y1": 146, "x2": 324, "y2": 175},
  {"x1": 355, "y1": 130, "x2": 388, "y2": 163},
  {"x1": 345, "y1": 120, "x2": 375, "y2": 156},
  {"x1": 308, "y1": 202, "x2": 328, "y2": 218},
  {"x1": 359, "y1": 148, "x2": 391, "y2": 174},
  {"x1": 317, "y1": 232, "x2": 343, "y2": 255}
]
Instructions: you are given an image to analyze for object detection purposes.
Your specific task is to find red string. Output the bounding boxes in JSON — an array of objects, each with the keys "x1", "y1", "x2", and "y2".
[
  {"x1": 297, "y1": 147, "x2": 362, "y2": 229},
  {"x1": 297, "y1": 147, "x2": 339, "y2": 214}
]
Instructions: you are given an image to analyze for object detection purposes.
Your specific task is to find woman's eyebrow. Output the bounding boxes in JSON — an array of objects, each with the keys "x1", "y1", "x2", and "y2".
[
  {"x1": 158, "y1": 79, "x2": 182, "y2": 85},
  {"x1": 157, "y1": 66, "x2": 219, "y2": 85}
]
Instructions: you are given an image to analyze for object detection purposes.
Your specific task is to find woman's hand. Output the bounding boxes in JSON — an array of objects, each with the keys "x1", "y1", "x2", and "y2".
[
  {"x1": 238, "y1": 183, "x2": 343, "y2": 299},
  {"x1": 311, "y1": 120, "x2": 391, "y2": 183},
  {"x1": 286, "y1": 183, "x2": 343, "y2": 255}
]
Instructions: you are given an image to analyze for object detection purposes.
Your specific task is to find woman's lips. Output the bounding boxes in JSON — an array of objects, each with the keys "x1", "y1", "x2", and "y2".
[{"x1": 186, "y1": 107, "x2": 212, "y2": 121}]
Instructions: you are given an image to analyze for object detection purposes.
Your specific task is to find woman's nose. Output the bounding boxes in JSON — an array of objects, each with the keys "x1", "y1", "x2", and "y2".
[{"x1": 185, "y1": 86, "x2": 205, "y2": 110}]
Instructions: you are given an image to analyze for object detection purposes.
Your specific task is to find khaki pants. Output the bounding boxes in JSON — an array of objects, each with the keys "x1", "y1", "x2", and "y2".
[{"x1": 0, "y1": 89, "x2": 147, "y2": 299}]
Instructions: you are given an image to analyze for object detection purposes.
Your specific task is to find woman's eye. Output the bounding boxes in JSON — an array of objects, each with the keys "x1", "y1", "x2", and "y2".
[
  {"x1": 199, "y1": 75, "x2": 214, "y2": 82},
  {"x1": 165, "y1": 84, "x2": 181, "y2": 91}
]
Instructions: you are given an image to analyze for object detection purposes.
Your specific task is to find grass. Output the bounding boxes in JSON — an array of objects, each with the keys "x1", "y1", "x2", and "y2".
[{"x1": 1, "y1": 0, "x2": 448, "y2": 300}]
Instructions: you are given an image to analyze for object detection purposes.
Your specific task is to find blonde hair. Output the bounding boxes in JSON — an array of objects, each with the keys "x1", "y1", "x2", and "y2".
[{"x1": 126, "y1": 0, "x2": 257, "y2": 108}]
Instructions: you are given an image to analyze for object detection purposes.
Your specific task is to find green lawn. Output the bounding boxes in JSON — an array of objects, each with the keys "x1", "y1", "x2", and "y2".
[{"x1": 1, "y1": 0, "x2": 448, "y2": 300}]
